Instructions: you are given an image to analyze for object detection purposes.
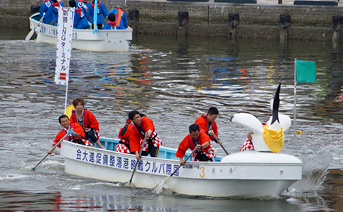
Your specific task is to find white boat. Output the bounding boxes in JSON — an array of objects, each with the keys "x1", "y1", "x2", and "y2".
[
  {"x1": 59, "y1": 84, "x2": 302, "y2": 198},
  {"x1": 29, "y1": 13, "x2": 132, "y2": 51},
  {"x1": 60, "y1": 137, "x2": 302, "y2": 198}
]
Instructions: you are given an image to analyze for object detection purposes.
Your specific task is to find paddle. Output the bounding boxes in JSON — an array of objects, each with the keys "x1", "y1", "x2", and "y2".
[
  {"x1": 212, "y1": 134, "x2": 229, "y2": 155},
  {"x1": 25, "y1": 14, "x2": 44, "y2": 42},
  {"x1": 153, "y1": 148, "x2": 197, "y2": 194},
  {"x1": 31, "y1": 133, "x2": 69, "y2": 171},
  {"x1": 127, "y1": 138, "x2": 147, "y2": 186}
]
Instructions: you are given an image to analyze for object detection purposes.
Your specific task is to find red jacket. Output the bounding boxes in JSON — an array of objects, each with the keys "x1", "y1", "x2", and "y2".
[
  {"x1": 195, "y1": 114, "x2": 218, "y2": 141},
  {"x1": 129, "y1": 116, "x2": 155, "y2": 153},
  {"x1": 175, "y1": 129, "x2": 211, "y2": 159},
  {"x1": 118, "y1": 123, "x2": 132, "y2": 144},
  {"x1": 70, "y1": 109, "x2": 99, "y2": 131},
  {"x1": 52, "y1": 123, "x2": 85, "y2": 148}
]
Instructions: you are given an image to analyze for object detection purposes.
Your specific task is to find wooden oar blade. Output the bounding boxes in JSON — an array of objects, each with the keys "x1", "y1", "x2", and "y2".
[{"x1": 25, "y1": 30, "x2": 35, "y2": 41}]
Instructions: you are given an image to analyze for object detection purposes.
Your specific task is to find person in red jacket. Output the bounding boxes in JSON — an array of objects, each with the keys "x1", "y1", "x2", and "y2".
[
  {"x1": 70, "y1": 98, "x2": 105, "y2": 149},
  {"x1": 115, "y1": 118, "x2": 132, "y2": 153},
  {"x1": 128, "y1": 111, "x2": 162, "y2": 160},
  {"x1": 176, "y1": 124, "x2": 216, "y2": 165},
  {"x1": 47, "y1": 115, "x2": 91, "y2": 154},
  {"x1": 195, "y1": 107, "x2": 222, "y2": 145}
]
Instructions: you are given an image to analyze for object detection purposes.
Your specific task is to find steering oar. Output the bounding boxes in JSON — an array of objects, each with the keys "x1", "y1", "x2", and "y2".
[
  {"x1": 25, "y1": 13, "x2": 45, "y2": 42},
  {"x1": 31, "y1": 133, "x2": 69, "y2": 171}
]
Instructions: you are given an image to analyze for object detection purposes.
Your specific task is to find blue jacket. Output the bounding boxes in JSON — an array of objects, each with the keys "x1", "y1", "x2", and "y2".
[
  {"x1": 108, "y1": 8, "x2": 128, "y2": 29},
  {"x1": 103, "y1": 22, "x2": 114, "y2": 30},
  {"x1": 40, "y1": 1, "x2": 54, "y2": 24},
  {"x1": 74, "y1": 7, "x2": 89, "y2": 29},
  {"x1": 39, "y1": 1, "x2": 64, "y2": 25},
  {"x1": 76, "y1": 1, "x2": 91, "y2": 18},
  {"x1": 89, "y1": 2, "x2": 109, "y2": 25}
]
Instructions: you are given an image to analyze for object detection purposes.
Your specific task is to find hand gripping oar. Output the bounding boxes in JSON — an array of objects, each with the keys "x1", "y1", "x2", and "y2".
[
  {"x1": 212, "y1": 134, "x2": 229, "y2": 155},
  {"x1": 31, "y1": 133, "x2": 69, "y2": 171},
  {"x1": 153, "y1": 148, "x2": 197, "y2": 194},
  {"x1": 25, "y1": 13, "x2": 44, "y2": 41},
  {"x1": 127, "y1": 138, "x2": 147, "y2": 186}
]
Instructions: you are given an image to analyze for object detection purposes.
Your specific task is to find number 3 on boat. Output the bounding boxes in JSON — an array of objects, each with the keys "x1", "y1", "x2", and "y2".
[{"x1": 199, "y1": 166, "x2": 205, "y2": 178}]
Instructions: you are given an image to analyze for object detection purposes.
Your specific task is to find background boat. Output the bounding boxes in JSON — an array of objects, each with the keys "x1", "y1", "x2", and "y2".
[{"x1": 29, "y1": 13, "x2": 133, "y2": 51}]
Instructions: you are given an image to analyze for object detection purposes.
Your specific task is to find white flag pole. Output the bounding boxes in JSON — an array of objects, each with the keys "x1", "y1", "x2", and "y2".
[
  {"x1": 293, "y1": 58, "x2": 297, "y2": 137},
  {"x1": 65, "y1": 81, "x2": 69, "y2": 114}
]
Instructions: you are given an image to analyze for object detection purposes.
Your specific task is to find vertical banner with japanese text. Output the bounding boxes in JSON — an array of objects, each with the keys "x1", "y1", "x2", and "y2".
[{"x1": 54, "y1": 8, "x2": 74, "y2": 85}]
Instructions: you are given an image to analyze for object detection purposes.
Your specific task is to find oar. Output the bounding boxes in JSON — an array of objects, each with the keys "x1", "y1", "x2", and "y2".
[
  {"x1": 127, "y1": 138, "x2": 147, "y2": 186},
  {"x1": 25, "y1": 14, "x2": 44, "y2": 41},
  {"x1": 31, "y1": 133, "x2": 69, "y2": 171},
  {"x1": 152, "y1": 148, "x2": 197, "y2": 194},
  {"x1": 212, "y1": 134, "x2": 229, "y2": 155}
]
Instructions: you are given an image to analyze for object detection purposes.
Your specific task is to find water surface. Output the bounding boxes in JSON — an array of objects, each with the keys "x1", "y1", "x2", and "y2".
[{"x1": 0, "y1": 29, "x2": 342, "y2": 211}]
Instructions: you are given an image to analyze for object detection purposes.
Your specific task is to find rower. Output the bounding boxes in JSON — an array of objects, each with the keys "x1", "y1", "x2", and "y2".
[
  {"x1": 47, "y1": 115, "x2": 92, "y2": 154},
  {"x1": 194, "y1": 107, "x2": 223, "y2": 145},
  {"x1": 107, "y1": 5, "x2": 128, "y2": 29},
  {"x1": 175, "y1": 124, "x2": 216, "y2": 165},
  {"x1": 127, "y1": 110, "x2": 163, "y2": 160}
]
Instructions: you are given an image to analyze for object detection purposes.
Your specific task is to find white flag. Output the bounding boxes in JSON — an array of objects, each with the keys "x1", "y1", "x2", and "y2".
[{"x1": 54, "y1": 8, "x2": 74, "y2": 85}]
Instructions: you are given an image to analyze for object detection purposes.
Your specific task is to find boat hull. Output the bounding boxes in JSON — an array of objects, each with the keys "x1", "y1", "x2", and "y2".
[
  {"x1": 60, "y1": 139, "x2": 302, "y2": 198},
  {"x1": 29, "y1": 13, "x2": 132, "y2": 52}
]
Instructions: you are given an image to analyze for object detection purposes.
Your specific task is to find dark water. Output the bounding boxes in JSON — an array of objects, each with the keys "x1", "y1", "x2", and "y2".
[{"x1": 1, "y1": 29, "x2": 343, "y2": 211}]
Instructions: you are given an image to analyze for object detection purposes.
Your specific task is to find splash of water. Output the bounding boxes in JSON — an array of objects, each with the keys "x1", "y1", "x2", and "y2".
[
  {"x1": 288, "y1": 150, "x2": 333, "y2": 194},
  {"x1": 152, "y1": 176, "x2": 172, "y2": 194}
]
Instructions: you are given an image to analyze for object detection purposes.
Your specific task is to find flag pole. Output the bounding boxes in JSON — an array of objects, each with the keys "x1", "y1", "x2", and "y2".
[
  {"x1": 293, "y1": 58, "x2": 297, "y2": 137},
  {"x1": 93, "y1": 0, "x2": 98, "y2": 34},
  {"x1": 64, "y1": 79, "x2": 69, "y2": 114}
]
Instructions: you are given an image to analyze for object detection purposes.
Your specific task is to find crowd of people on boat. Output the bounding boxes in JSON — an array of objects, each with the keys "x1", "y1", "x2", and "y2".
[
  {"x1": 47, "y1": 98, "x2": 254, "y2": 166},
  {"x1": 39, "y1": 0, "x2": 128, "y2": 30}
]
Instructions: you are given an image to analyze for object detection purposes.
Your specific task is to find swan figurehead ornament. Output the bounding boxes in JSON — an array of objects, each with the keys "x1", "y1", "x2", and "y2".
[{"x1": 230, "y1": 83, "x2": 291, "y2": 152}]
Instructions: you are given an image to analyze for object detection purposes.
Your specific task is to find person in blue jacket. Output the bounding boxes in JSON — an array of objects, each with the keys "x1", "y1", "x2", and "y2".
[
  {"x1": 39, "y1": 0, "x2": 55, "y2": 25},
  {"x1": 69, "y1": 0, "x2": 89, "y2": 29},
  {"x1": 89, "y1": 0, "x2": 109, "y2": 29},
  {"x1": 108, "y1": 6, "x2": 128, "y2": 30},
  {"x1": 76, "y1": 0, "x2": 91, "y2": 19},
  {"x1": 103, "y1": 13, "x2": 116, "y2": 30},
  {"x1": 39, "y1": 0, "x2": 63, "y2": 26}
]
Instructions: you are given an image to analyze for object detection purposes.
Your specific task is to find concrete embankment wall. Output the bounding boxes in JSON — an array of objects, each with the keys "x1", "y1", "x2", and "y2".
[{"x1": 2, "y1": 0, "x2": 343, "y2": 40}]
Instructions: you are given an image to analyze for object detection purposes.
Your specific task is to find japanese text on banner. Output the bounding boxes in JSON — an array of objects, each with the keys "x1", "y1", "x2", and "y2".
[{"x1": 54, "y1": 8, "x2": 74, "y2": 85}]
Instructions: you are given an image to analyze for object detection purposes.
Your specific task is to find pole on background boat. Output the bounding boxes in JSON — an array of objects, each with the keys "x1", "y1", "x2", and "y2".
[
  {"x1": 93, "y1": 0, "x2": 98, "y2": 33},
  {"x1": 153, "y1": 148, "x2": 197, "y2": 194},
  {"x1": 212, "y1": 134, "x2": 229, "y2": 155},
  {"x1": 31, "y1": 133, "x2": 69, "y2": 171},
  {"x1": 127, "y1": 138, "x2": 147, "y2": 186}
]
